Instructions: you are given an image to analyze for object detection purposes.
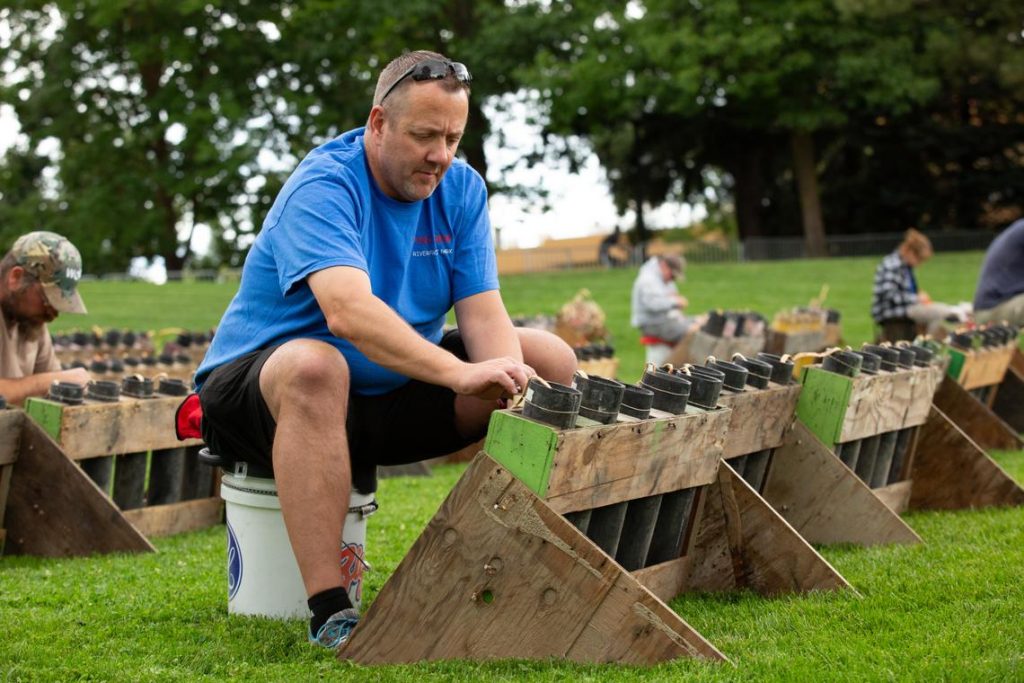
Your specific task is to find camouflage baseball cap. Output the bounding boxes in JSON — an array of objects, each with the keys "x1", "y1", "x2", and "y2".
[{"x1": 10, "y1": 231, "x2": 87, "y2": 314}]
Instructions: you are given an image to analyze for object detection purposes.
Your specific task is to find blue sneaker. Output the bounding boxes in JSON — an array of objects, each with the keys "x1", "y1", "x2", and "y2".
[{"x1": 308, "y1": 607, "x2": 360, "y2": 648}]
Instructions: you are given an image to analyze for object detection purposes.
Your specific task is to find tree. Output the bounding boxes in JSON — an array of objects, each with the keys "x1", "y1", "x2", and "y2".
[
  {"x1": 528, "y1": 0, "x2": 946, "y2": 251},
  {"x1": 0, "y1": 1, "x2": 289, "y2": 271}
]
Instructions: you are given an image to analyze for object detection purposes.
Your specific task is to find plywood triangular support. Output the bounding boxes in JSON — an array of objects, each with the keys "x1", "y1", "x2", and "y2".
[
  {"x1": 933, "y1": 375, "x2": 1022, "y2": 451},
  {"x1": 338, "y1": 453, "x2": 727, "y2": 665},
  {"x1": 5, "y1": 414, "x2": 154, "y2": 557},
  {"x1": 761, "y1": 421, "x2": 921, "y2": 546},
  {"x1": 682, "y1": 461, "x2": 853, "y2": 595},
  {"x1": 909, "y1": 406, "x2": 1024, "y2": 511}
]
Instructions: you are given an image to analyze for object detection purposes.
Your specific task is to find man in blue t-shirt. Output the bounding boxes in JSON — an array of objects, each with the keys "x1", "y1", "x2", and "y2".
[
  {"x1": 974, "y1": 219, "x2": 1024, "y2": 326},
  {"x1": 195, "y1": 50, "x2": 576, "y2": 649}
]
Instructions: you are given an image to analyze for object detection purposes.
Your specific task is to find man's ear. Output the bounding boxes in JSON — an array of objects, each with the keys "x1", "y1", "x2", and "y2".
[
  {"x1": 367, "y1": 105, "x2": 386, "y2": 139},
  {"x1": 5, "y1": 265, "x2": 26, "y2": 290}
]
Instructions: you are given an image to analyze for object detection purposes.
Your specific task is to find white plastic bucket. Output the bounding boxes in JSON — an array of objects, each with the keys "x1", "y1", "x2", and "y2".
[{"x1": 221, "y1": 470, "x2": 377, "y2": 619}]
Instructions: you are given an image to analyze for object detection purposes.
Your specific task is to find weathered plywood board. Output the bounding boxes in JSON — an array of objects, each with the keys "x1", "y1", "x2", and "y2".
[
  {"x1": 872, "y1": 480, "x2": 912, "y2": 515},
  {"x1": 24, "y1": 395, "x2": 202, "y2": 460},
  {"x1": 761, "y1": 421, "x2": 920, "y2": 546},
  {"x1": 839, "y1": 370, "x2": 916, "y2": 442},
  {"x1": 904, "y1": 365, "x2": 944, "y2": 427},
  {"x1": 122, "y1": 497, "x2": 223, "y2": 538},
  {"x1": 5, "y1": 417, "x2": 154, "y2": 557},
  {"x1": 641, "y1": 463, "x2": 850, "y2": 597},
  {"x1": 717, "y1": 383, "x2": 801, "y2": 458},
  {"x1": 933, "y1": 375, "x2": 1022, "y2": 451},
  {"x1": 956, "y1": 344, "x2": 1016, "y2": 390},
  {"x1": 485, "y1": 408, "x2": 730, "y2": 514},
  {"x1": 909, "y1": 407, "x2": 1024, "y2": 511},
  {"x1": 0, "y1": 410, "x2": 23, "y2": 467},
  {"x1": 338, "y1": 453, "x2": 726, "y2": 665}
]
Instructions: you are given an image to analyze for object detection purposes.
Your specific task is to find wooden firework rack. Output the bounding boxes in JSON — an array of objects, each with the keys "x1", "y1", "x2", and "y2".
[
  {"x1": 338, "y1": 399, "x2": 849, "y2": 665},
  {"x1": 720, "y1": 380, "x2": 921, "y2": 547},
  {"x1": 2, "y1": 393, "x2": 220, "y2": 557}
]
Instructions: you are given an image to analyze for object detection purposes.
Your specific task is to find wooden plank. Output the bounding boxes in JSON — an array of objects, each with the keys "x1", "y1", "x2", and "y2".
[
  {"x1": 991, "y1": 364, "x2": 1024, "y2": 434},
  {"x1": 958, "y1": 345, "x2": 1015, "y2": 390},
  {"x1": 5, "y1": 417, "x2": 154, "y2": 557},
  {"x1": 122, "y1": 497, "x2": 223, "y2": 538},
  {"x1": 338, "y1": 453, "x2": 725, "y2": 665},
  {"x1": 904, "y1": 365, "x2": 944, "y2": 427},
  {"x1": 872, "y1": 480, "x2": 912, "y2": 515},
  {"x1": 0, "y1": 410, "x2": 24, "y2": 466},
  {"x1": 543, "y1": 407, "x2": 731, "y2": 513},
  {"x1": 24, "y1": 395, "x2": 202, "y2": 460},
  {"x1": 839, "y1": 370, "x2": 916, "y2": 442},
  {"x1": 717, "y1": 383, "x2": 801, "y2": 458},
  {"x1": 908, "y1": 406, "x2": 1024, "y2": 511},
  {"x1": 761, "y1": 421, "x2": 921, "y2": 546},
  {"x1": 677, "y1": 463, "x2": 851, "y2": 595},
  {"x1": 1011, "y1": 348, "x2": 1024, "y2": 376},
  {"x1": 933, "y1": 375, "x2": 1023, "y2": 451}
]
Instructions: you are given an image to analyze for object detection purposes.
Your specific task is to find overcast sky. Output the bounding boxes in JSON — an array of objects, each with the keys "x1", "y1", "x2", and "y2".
[{"x1": 0, "y1": 95, "x2": 697, "y2": 255}]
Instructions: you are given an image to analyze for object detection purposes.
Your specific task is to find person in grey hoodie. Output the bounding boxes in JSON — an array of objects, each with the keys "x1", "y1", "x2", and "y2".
[{"x1": 630, "y1": 254, "x2": 692, "y2": 343}]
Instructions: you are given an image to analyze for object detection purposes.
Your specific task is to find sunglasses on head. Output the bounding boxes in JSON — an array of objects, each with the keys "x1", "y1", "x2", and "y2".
[{"x1": 379, "y1": 59, "x2": 472, "y2": 104}]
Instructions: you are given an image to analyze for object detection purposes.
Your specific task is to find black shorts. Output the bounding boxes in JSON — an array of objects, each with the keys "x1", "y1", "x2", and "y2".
[{"x1": 198, "y1": 330, "x2": 476, "y2": 493}]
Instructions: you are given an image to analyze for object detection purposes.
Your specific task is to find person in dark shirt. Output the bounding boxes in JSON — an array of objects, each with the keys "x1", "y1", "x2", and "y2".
[{"x1": 973, "y1": 219, "x2": 1024, "y2": 326}]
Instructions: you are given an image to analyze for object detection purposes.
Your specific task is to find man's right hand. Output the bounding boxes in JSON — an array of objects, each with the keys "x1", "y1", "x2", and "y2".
[
  {"x1": 56, "y1": 367, "x2": 91, "y2": 385},
  {"x1": 451, "y1": 357, "x2": 535, "y2": 401}
]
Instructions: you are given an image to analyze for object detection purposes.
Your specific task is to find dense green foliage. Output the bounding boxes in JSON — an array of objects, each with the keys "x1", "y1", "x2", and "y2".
[{"x1": 1, "y1": 2, "x2": 1022, "y2": 267}]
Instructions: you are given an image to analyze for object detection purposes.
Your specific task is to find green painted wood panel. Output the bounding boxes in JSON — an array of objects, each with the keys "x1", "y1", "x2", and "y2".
[
  {"x1": 945, "y1": 347, "x2": 966, "y2": 381},
  {"x1": 23, "y1": 398, "x2": 64, "y2": 443},
  {"x1": 795, "y1": 367, "x2": 853, "y2": 446},
  {"x1": 483, "y1": 411, "x2": 559, "y2": 498}
]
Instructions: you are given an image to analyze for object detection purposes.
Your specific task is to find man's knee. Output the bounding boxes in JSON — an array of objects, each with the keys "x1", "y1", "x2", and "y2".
[
  {"x1": 261, "y1": 340, "x2": 350, "y2": 413},
  {"x1": 517, "y1": 328, "x2": 577, "y2": 385}
]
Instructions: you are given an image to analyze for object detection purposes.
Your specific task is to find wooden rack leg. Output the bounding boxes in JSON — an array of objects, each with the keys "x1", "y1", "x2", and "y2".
[
  {"x1": 337, "y1": 453, "x2": 727, "y2": 665},
  {"x1": 760, "y1": 421, "x2": 921, "y2": 546},
  {"x1": 5, "y1": 417, "x2": 153, "y2": 556},
  {"x1": 909, "y1": 406, "x2": 1024, "y2": 511},
  {"x1": 933, "y1": 376, "x2": 1022, "y2": 451}
]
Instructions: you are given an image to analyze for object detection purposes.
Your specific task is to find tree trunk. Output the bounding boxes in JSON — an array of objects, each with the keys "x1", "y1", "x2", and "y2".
[
  {"x1": 730, "y1": 145, "x2": 766, "y2": 240},
  {"x1": 790, "y1": 130, "x2": 827, "y2": 257},
  {"x1": 633, "y1": 198, "x2": 648, "y2": 244}
]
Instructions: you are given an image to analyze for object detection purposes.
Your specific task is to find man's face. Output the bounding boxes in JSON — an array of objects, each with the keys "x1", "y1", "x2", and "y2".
[
  {"x1": 1, "y1": 268, "x2": 58, "y2": 329},
  {"x1": 370, "y1": 82, "x2": 469, "y2": 202}
]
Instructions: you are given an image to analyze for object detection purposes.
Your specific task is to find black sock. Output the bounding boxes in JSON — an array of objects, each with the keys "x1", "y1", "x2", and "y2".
[{"x1": 308, "y1": 587, "x2": 353, "y2": 635}]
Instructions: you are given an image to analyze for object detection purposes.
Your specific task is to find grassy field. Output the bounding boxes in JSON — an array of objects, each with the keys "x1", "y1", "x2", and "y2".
[{"x1": 6, "y1": 251, "x2": 1023, "y2": 681}]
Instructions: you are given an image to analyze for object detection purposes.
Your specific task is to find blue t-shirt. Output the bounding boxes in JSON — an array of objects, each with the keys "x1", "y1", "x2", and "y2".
[{"x1": 195, "y1": 127, "x2": 499, "y2": 395}]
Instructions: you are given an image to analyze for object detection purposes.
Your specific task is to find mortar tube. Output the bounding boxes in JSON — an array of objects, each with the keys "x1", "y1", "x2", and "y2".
[
  {"x1": 586, "y1": 502, "x2": 629, "y2": 558},
  {"x1": 148, "y1": 447, "x2": 186, "y2": 506},
  {"x1": 854, "y1": 435, "x2": 882, "y2": 484},
  {"x1": 81, "y1": 456, "x2": 114, "y2": 494},
  {"x1": 869, "y1": 431, "x2": 899, "y2": 489},
  {"x1": 615, "y1": 495, "x2": 664, "y2": 572},
  {"x1": 563, "y1": 509, "x2": 592, "y2": 535},
  {"x1": 112, "y1": 451, "x2": 148, "y2": 510},
  {"x1": 645, "y1": 487, "x2": 697, "y2": 566},
  {"x1": 742, "y1": 449, "x2": 772, "y2": 492},
  {"x1": 837, "y1": 440, "x2": 861, "y2": 472},
  {"x1": 729, "y1": 454, "x2": 749, "y2": 478},
  {"x1": 887, "y1": 428, "x2": 915, "y2": 485}
]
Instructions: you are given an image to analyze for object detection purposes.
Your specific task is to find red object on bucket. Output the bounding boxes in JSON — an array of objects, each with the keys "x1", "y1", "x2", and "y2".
[
  {"x1": 640, "y1": 335, "x2": 672, "y2": 346},
  {"x1": 175, "y1": 393, "x2": 203, "y2": 440}
]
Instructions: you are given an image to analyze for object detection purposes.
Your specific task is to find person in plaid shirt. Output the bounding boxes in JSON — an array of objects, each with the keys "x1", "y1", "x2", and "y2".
[{"x1": 871, "y1": 229, "x2": 962, "y2": 341}]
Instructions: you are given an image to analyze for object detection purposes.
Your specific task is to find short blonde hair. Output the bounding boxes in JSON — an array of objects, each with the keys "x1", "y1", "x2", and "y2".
[
  {"x1": 900, "y1": 228, "x2": 933, "y2": 260},
  {"x1": 372, "y1": 50, "x2": 470, "y2": 107}
]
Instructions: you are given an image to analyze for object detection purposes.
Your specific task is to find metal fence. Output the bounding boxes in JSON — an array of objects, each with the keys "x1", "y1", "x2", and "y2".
[{"x1": 83, "y1": 229, "x2": 997, "y2": 280}]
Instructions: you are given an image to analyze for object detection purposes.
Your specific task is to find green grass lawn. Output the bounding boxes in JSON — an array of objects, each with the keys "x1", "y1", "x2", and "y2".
[{"x1": 7, "y1": 251, "x2": 1023, "y2": 681}]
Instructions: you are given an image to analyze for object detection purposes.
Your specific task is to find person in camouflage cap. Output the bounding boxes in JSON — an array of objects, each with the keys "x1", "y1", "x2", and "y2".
[
  {"x1": 0, "y1": 231, "x2": 90, "y2": 404},
  {"x1": 9, "y1": 231, "x2": 87, "y2": 314}
]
